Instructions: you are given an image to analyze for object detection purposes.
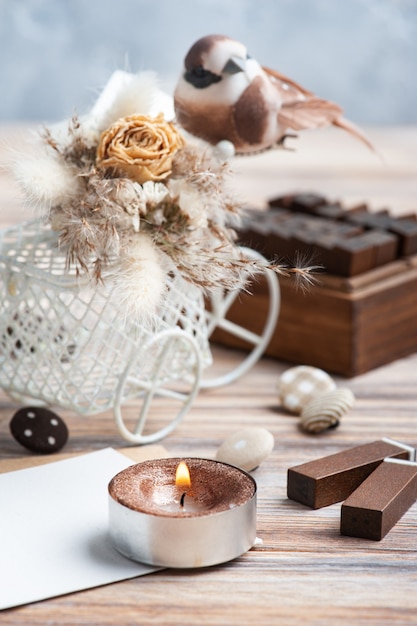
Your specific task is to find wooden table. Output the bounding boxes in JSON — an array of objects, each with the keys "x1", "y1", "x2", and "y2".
[{"x1": 1, "y1": 125, "x2": 417, "y2": 625}]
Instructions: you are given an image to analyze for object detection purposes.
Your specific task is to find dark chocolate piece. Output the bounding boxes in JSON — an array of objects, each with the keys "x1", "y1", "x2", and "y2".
[
  {"x1": 341, "y1": 458, "x2": 417, "y2": 540},
  {"x1": 287, "y1": 439, "x2": 415, "y2": 509},
  {"x1": 10, "y1": 406, "x2": 69, "y2": 454}
]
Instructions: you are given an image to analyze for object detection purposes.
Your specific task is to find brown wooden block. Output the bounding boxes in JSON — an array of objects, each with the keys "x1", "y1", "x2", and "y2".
[
  {"x1": 341, "y1": 458, "x2": 417, "y2": 540},
  {"x1": 346, "y1": 212, "x2": 417, "y2": 257},
  {"x1": 239, "y1": 220, "x2": 274, "y2": 256},
  {"x1": 291, "y1": 193, "x2": 328, "y2": 213},
  {"x1": 399, "y1": 213, "x2": 417, "y2": 221},
  {"x1": 333, "y1": 223, "x2": 364, "y2": 237},
  {"x1": 297, "y1": 215, "x2": 337, "y2": 234},
  {"x1": 239, "y1": 209, "x2": 291, "y2": 257},
  {"x1": 332, "y1": 236, "x2": 377, "y2": 276},
  {"x1": 314, "y1": 203, "x2": 346, "y2": 220},
  {"x1": 346, "y1": 211, "x2": 393, "y2": 230},
  {"x1": 241, "y1": 208, "x2": 290, "y2": 231},
  {"x1": 331, "y1": 230, "x2": 399, "y2": 275},
  {"x1": 238, "y1": 208, "x2": 402, "y2": 277},
  {"x1": 287, "y1": 439, "x2": 415, "y2": 509},
  {"x1": 268, "y1": 222, "x2": 299, "y2": 259},
  {"x1": 308, "y1": 234, "x2": 340, "y2": 270},
  {"x1": 268, "y1": 192, "x2": 297, "y2": 209},
  {"x1": 389, "y1": 219, "x2": 417, "y2": 256},
  {"x1": 361, "y1": 230, "x2": 399, "y2": 266},
  {"x1": 268, "y1": 192, "x2": 327, "y2": 212},
  {"x1": 346, "y1": 202, "x2": 369, "y2": 214}
]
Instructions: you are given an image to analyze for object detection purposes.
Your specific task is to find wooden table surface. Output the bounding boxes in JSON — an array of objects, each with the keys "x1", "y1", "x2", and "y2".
[{"x1": 1, "y1": 125, "x2": 417, "y2": 625}]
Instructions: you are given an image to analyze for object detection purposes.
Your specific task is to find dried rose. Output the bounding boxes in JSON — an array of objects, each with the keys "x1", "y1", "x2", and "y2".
[{"x1": 96, "y1": 114, "x2": 185, "y2": 184}]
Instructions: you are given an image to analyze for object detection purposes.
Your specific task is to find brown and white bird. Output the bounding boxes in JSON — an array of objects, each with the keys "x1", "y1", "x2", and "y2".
[{"x1": 174, "y1": 34, "x2": 373, "y2": 155}]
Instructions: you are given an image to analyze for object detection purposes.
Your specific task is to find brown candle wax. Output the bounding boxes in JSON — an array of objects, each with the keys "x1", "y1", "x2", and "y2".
[
  {"x1": 108, "y1": 457, "x2": 257, "y2": 568},
  {"x1": 108, "y1": 457, "x2": 255, "y2": 517}
]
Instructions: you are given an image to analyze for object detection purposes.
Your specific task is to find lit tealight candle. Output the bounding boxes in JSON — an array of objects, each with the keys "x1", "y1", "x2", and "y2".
[
  {"x1": 175, "y1": 460, "x2": 206, "y2": 512},
  {"x1": 108, "y1": 458, "x2": 257, "y2": 568}
]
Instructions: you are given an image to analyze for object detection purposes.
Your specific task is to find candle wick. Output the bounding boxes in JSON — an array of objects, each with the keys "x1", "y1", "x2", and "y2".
[{"x1": 180, "y1": 492, "x2": 186, "y2": 507}]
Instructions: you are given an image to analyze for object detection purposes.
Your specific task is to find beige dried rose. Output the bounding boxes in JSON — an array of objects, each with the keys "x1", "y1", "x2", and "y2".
[{"x1": 96, "y1": 114, "x2": 185, "y2": 184}]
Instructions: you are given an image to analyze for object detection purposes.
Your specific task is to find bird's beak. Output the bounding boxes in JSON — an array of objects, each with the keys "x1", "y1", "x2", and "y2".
[{"x1": 222, "y1": 56, "x2": 247, "y2": 75}]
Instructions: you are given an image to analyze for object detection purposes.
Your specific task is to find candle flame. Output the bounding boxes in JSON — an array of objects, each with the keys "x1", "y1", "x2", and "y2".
[{"x1": 175, "y1": 461, "x2": 191, "y2": 490}]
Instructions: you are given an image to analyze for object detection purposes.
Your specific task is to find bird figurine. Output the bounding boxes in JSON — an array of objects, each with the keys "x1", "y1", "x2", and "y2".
[{"x1": 174, "y1": 34, "x2": 373, "y2": 156}]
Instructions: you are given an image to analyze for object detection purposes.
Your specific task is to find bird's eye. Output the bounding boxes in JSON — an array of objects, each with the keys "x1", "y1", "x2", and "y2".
[
  {"x1": 194, "y1": 65, "x2": 207, "y2": 77},
  {"x1": 246, "y1": 53, "x2": 252, "y2": 59},
  {"x1": 184, "y1": 65, "x2": 222, "y2": 89}
]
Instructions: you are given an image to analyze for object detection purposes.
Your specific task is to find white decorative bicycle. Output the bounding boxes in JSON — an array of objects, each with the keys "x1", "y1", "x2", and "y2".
[{"x1": 0, "y1": 219, "x2": 279, "y2": 443}]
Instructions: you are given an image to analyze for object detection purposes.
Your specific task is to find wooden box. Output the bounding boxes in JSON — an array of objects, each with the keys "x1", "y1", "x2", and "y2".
[{"x1": 212, "y1": 255, "x2": 417, "y2": 377}]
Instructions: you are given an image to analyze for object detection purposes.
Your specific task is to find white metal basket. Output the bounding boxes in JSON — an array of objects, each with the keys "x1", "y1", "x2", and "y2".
[{"x1": 0, "y1": 220, "x2": 279, "y2": 443}]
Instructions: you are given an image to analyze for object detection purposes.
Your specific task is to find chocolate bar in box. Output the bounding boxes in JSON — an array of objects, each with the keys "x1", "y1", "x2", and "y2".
[{"x1": 212, "y1": 193, "x2": 417, "y2": 377}]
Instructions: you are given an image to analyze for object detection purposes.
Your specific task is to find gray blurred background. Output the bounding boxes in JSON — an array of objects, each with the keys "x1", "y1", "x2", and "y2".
[{"x1": 1, "y1": 0, "x2": 416, "y2": 124}]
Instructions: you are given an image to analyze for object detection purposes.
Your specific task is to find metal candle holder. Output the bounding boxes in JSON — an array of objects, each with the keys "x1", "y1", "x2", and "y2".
[{"x1": 108, "y1": 457, "x2": 257, "y2": 568}]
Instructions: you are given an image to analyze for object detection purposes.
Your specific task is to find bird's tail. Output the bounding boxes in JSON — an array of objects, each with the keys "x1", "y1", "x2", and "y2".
[{"x1": 333, "y1": 117, "x2": 376, "y2": 154}]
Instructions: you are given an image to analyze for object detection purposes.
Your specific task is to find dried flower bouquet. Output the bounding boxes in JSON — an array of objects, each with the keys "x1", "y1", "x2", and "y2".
[{"x1": 11, "y1": 70, "x2": 315, "y2": 321}]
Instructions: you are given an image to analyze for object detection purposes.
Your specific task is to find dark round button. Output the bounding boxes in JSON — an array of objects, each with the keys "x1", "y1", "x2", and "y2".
[{"x1": 10, "y1": 407, "x2": 69, "y2": 454}]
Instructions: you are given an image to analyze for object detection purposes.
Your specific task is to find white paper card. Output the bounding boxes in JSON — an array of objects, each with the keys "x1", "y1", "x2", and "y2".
[{"x1": 0, "y1": 448, "x2": 159, "y2": 610}]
